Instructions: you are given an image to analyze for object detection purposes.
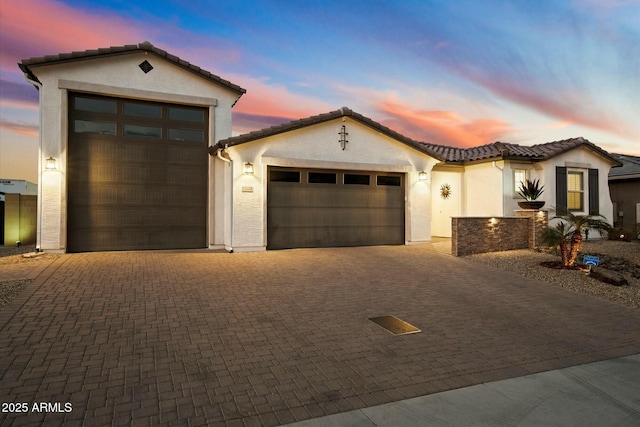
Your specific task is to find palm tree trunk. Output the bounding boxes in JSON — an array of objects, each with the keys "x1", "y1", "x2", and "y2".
[
  {"x1": 560, "y1": 241, "x2": 570, "y2": 267},
  {"x1": 568, "y1": 230, "x2": 583, "y2": 266}
]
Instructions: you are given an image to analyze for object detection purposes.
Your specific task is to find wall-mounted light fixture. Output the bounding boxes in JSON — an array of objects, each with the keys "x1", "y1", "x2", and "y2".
[
  {"x1": 243, "y1": 162, "x2": 254, "y2": 175},
  {"x1": 45, "y1": 156, "x2": 57, "y2": 170},
  {"x1": 418, "y1": 171, "x2": 428, "y2": 181}
]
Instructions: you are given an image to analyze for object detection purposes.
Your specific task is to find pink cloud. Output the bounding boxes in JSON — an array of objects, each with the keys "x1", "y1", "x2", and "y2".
[
  {"x1": 0, "y1": 0, "x2": 145, "y2": 73},
  {"x1": 0, "y1": 119, "x2": 39, "y2": 137},
  {"x1": 228, "y1": 75, "x2": 334, "y2": 129},
  {"x1": 375, "y1": 101, "x2": 513, "y2": 148}
]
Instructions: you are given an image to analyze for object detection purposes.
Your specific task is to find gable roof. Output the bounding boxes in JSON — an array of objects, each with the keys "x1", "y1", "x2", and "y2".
[
  {"x1": 216, "y1": 107, "x2": 621, "y2": 166},
  {"x1": 609, "y1": 153, "x2": 640, "y2": 180},
  {"x1": 19, "y1": 41, "x2": 246, "y2": 95},
  {"x1": 215, "y1": 107, "x2": 448, "y2": 160}
]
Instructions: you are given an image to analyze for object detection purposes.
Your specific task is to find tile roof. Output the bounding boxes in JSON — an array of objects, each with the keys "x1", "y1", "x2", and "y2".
[
  {"x1": 19, "y1": 41, "x2": 246, "y2": 95},
  {"x1": 216, "y1": 108, "x2": 621, "y2": 166},
  {"x1": 609, "y1": 154, "x2": 640, "y2": 178}
]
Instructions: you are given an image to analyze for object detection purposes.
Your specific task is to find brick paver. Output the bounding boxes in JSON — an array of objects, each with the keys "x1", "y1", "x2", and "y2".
[{"x1": 1, "y1": 245, "x2": 640, "y2": 426}]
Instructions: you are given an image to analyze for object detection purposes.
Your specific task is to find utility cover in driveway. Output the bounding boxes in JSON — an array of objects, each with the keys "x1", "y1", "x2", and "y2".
[{"x1": 369, "y1": 315, "x2": 421, "y2": 335}]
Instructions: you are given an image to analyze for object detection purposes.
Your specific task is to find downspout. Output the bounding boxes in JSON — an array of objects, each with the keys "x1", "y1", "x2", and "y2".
[
  {"x1": 23, "y1": 73, "x2": 43, "y2": 252},
  {"x1": 492, "y1": 160, "x2": 505, "y2": 216},
  {"x1": 216, "y1": 146, "x2": 234, "y2": 252}
]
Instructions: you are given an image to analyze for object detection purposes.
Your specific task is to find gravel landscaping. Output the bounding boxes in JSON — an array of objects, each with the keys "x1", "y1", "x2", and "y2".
[
  {"x1": 465, "y1": 240, "x2": 640, "y2": 309},
  {"x1": 0, "y1": 245, "x2": 60, "y2": 309}
]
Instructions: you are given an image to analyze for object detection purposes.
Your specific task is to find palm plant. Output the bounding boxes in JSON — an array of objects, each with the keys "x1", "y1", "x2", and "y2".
[{"x1": 541, "y1": 210, "x2": 612, "y2": 267}]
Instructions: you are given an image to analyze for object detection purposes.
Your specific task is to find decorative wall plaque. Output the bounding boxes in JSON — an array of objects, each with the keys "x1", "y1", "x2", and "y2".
[{"x1": 440, "y1": 183, "x2": 452, "y2": 199}]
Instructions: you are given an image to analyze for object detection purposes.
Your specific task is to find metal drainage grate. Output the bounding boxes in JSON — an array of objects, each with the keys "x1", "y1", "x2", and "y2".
[{"x1": 368, "y1": 315, "x2": 421, "y2": 335}]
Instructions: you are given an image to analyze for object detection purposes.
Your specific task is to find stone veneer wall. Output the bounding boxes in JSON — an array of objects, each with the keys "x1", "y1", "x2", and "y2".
[
  {"x1": 451, "y1": 212, "x2": 548, "y2": 256},
  {"x1": 515, "y1": 210, "x2": 549, "y2": 249}
]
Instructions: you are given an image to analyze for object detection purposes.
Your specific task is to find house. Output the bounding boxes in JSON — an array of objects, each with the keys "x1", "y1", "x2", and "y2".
[
  {"x1": 608, "y1": 154, "x2": 640, "y2": 231},
  {"x1": 1, "y1": 179, "x2": 38, "y2": 246},
  {"x1": 19, "y1": 42, "x2": 622, "y2": 253}
]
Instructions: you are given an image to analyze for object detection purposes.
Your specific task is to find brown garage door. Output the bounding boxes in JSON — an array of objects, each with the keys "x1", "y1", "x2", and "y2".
[
  {"x1": 67, "y1": 93, "x2": 208, "y2": 252},
  {"x1": 267, "y1": 167, "x2": 405, "y2": 249}
]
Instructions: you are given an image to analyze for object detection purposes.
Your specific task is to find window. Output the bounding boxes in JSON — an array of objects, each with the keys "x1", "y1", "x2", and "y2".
[
  {"x1": 308, "y1": 172, "x2": 336, "y2": 184},
  {"x1": 124, "y1": 125, "x2": 161, "y2": 138},
  {"x1": 75, "y1": 97, "x2": 116, "y2": 114},
  {"x1": 169, "y1": 107, "x2": 205, "y2": 122},
  {"x1": 344, "y1": 174, "x2": 370, "y2": 185},
  {"x1": 514, "y1": 169, "x2": 527, "y2": 196},
  {"x1": 376, "y1": 175, "x2": 401, "y2": 186},
  {"x1": 567, "y1": 171, "x2": 584, "y2": 211},
  {"x1": 270, "y1": 170, "x2": 300, "y2": 183},
  {"x1": 74, "y1": 120, "x2": 116, "y2": 135},
  {"x1": 169, "y1": 128, "x2": 204, "y2": 142},
  {"x1": 124, "y1": 102, "x2": 162, "y2": 118}
]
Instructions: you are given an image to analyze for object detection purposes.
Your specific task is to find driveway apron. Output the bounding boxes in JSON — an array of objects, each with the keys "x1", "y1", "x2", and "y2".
[{"x1": 1, "y1": 245, "x2": 640, "y2": 426}]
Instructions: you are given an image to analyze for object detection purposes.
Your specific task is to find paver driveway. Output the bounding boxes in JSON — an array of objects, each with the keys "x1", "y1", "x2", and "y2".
[{"x1": 1, "y1": 245, "x2": 640, "y2": 426}]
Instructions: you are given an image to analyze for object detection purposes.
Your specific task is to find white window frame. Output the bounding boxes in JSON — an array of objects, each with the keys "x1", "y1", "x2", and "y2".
[
  {"x1": 513, "y1": 167, "x2": 528, "y2": 198},
  {"x1": 567, "y1": 169, "x2": 587, "y2": 213}
]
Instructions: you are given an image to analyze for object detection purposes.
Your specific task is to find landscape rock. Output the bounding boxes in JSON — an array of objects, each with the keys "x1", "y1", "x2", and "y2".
[{"x1": 589, "y1": 266, "x2": 629, "y2": 287}]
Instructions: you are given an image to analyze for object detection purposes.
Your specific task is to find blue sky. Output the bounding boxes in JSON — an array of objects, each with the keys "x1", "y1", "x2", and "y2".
[{"x1": 1, "y1": 0, "x2": 639, "y2": 182}]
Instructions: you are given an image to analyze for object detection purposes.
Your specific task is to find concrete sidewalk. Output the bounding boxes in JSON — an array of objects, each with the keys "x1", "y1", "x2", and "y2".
[{"x1": 282, "y1": 353, "x2": 640, "y2": 426}]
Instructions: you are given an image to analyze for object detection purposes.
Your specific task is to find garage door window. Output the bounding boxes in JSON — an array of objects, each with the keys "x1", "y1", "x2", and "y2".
[
  {"x1": 75, "y1": 97, "x2": 116, "y2": 113},
  {"x1": 169, "y1": 128, "x2": 204, "y2": 142},
  {"x1": 270, "y1": 170, "x2": 300, "y2": 182},
  {"x1": 344, "y1": 174, "x2": 370, "y2": 185},
  {"x1": 169, "y1": 107, "x2": 205, "y2": 122},
  {"x1": 124, "y1": 125, "x2": 162, "y2": 138},
  {"x1": 124, "y1": 102, "x2": 162, "y2": 118},
  {"x1": 74, "y1": 120, "x2": 116, "y2": 135},
  {"x1": 377, "y1": 175, "x2": 401, "y2": 186},
  {"x1": 309, "y1": 172, "x2": 337, "y2": 184}
]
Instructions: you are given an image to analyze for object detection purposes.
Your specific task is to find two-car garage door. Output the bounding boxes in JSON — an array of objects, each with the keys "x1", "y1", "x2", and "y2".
[
  {"x1": 267, "y1": 167, "x2": 405, "y2": 249},
  {"x1": 67, "y1": 93, "x2": 208, "y2": 252}
]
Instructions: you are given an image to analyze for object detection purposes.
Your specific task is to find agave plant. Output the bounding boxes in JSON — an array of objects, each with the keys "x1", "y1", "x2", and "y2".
[
  {"x1": 541, "y1": 210, "x2": 612, "y2": 267},
  {"x1": 517, "y1": 179, "x2": 544, "y2": 201}
]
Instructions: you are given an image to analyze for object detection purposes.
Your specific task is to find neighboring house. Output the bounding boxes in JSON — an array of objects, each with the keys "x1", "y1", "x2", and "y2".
[
  {"x1": 609, "y1": 154, "x2": 640, "y2": 231},
  {"x1": 1, "y1": 179, "x2": 38, "y2": 246},
  {"x1": 19, "y1": 42, "x2": 622, "y2": 252}
]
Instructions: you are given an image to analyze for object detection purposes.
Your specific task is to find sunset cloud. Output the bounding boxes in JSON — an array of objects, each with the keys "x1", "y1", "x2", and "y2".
[
  {"x1": 0, "y1": 119, "x2": 39, "y2": 137},
  {"x1": 0, "y1": 0, "x2": 143, "y2": 72},
  {"x1": 376, "y1": 101, "x2": 513, "y2": 148}
]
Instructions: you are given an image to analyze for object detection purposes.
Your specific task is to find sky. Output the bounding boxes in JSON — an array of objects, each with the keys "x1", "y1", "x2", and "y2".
[{"x1": 1, "y1": 0, "x2": 639, "y2": 183}]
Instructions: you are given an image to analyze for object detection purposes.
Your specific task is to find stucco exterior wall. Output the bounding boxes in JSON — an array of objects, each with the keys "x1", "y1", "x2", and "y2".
[
  {"x1": 222, "y1": 118, "x2": 439, "y2": 251},
  {"x1": 462, "y1": 161, "x2": 504, "y2": 217},
  {"x1": 28, "y1": 53, "x2": 239, "y2": 251}
]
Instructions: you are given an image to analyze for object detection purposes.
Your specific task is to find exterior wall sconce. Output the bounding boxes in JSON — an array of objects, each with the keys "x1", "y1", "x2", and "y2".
[
  {"x1": 418, "y1": 171, "x2": 428, "y2": 181},
  {"x1": 45, "y1": 156, "x2": 57, "y2": 170},
  {"x1": 243, "y1": 162, "x2": 254, "y2": 175}
]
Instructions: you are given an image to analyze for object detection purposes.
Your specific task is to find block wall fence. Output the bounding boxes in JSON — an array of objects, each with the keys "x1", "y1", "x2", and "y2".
[{"x1": 451, "y1": 210, "x2": 549, "y2": 256}]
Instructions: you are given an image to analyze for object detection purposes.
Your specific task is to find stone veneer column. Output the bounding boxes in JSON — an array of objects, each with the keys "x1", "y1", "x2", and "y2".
[{"x1": 515, "y1": 210, "x2": 549, "y2": 248}]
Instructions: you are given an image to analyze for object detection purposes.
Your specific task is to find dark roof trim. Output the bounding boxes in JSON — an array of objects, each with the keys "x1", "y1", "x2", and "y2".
[
  {"x1": 19, "y1": 41, "x2": 246, "y2": 96},
  {"x1": 214, "y1": 107, "x2": 447, "y2": 161}
]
